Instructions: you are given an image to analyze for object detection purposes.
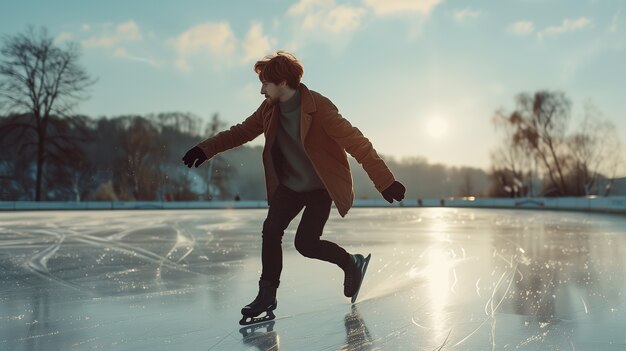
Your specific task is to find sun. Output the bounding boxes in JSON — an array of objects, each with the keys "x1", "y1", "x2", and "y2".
[{"x1": 426, "y1": 116, "x2": 449, "y2": 139}]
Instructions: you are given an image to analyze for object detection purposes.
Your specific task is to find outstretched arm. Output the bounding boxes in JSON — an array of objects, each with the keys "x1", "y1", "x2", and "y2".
[
  {"x1": 320, "y1": 100, "x2": 406, "y2": 202},
  {"x1": 182, "y1": 103, "x2": 266, "y2": 168}
]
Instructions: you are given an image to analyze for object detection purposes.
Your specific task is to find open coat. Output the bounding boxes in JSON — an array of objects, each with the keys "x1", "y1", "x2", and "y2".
[{"x1": 196, "y1": 84, "x2": 396, "y2": 217}]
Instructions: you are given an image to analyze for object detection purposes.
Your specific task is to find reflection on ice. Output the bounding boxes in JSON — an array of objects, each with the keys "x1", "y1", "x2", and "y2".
[
  {"x1": 240, "y1": 321, "x2": 279, "y2": 350},
  {"x1": 342, "y1": 305, "x2": 373, "y2": 351},
  {"x1": 424, "y1": 245, "x2": 454, "y2": 343},
  {"x1": 1, "y1": 208, "x2": 625, "y2": 350}
]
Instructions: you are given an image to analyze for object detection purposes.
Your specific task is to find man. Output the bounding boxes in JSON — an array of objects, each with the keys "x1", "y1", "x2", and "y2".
[{"x1": 182, "y1": 51, "x2": 406, "y2": 325}]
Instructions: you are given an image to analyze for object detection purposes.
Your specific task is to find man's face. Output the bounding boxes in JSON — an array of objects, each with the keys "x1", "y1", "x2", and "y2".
[{"x1": 260, "y1": 81, "x2": 283, "y2": 104}]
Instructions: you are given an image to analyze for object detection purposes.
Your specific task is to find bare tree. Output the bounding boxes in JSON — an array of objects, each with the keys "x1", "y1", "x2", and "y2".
[
  {"x1": 567, "y1": 101, "x2": 623, "y2": 195},
  {"x1": 203, "y1": 113, "x2": 229, "y2": 199},
  {"x1": 491, "y1": 107, "x2": 536, "y2": 197},
  {"x1": 0, "y1": 27, "x2": 95, "y2": 200},
  {"x1": 47, "y1": 147, "x2": 96, "y2": 201},
  {"x1": 458, "y1": 168, "x2": 474, "y2": 197},
  {"x1": 0, "y1": 116, "x2": 34, "y2": 200},
  {"x1": 153, "y1": 111, "x2": 204, "y2": 137},
  {"x1": 115, "y1": 117, "x2": 165, "y2": 200},
  {"x1": 491, "y1": 92, "x2": 625, "y2": 197},
  {"x1": 148, "y1": 112, "x2": 232, "y2": 200},
  {"x1": 495, "y1": 91, "x2": 571, "y2": 196}
]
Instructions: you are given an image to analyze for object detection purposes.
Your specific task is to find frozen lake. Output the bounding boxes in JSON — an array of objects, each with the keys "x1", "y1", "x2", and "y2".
[{"x1": 1, "y1": 208, "x2": 625, "y2": 350}]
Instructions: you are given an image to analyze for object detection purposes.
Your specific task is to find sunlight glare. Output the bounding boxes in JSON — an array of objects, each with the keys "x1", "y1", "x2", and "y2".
[
  {"x1": 426, "y1": 247, "x2": 452, "y2": 310},
  {"x1": 426, "y1": 116, "x2": 449, "y2": 139},
  {"x1": 424, "y1": 246, "x2": 453, "y2": 341}
]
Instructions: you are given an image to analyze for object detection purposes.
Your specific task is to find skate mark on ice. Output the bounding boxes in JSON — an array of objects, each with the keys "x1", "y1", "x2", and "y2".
[
  {"x1": 104, "y1": 223, "x2": 197, "y2": 267},
  {"x1": 207, "y1": 329, "x2": 239, "y2": 351},
  {"x1": 106, "y1": 227, "x2": 151, "y2": 241},
  {"x1": 360, "y1": 245, "x2": 473, "y2": 303},
  {"x1": 432, "y1": 329, "x2": 452, "y2": 351},
  {"x1": 422, "y1": 252, "x2": 521, "y2": 349},
  {"x1": 452, "y1": 255, "x2": 520, "y2": 348},
  {"x1": 25, "y1": 231, "x2": 88, "y2": 292},
  {"x1": 72, "y1": 234, "x2": 206, "y2": 277},
  {"x1": 0, "y1": 228, "x2": 48, "y2": 248},
  {"x1": 0, "y1": 238, "x2": 51, "y2": 248},
  {"x1": 450, "y1": 318, "x2": 491, "y2": 348},
  {"x1": 163, "y1": 227, "x2": 196, "y2": 264},
  {"x1": 27, "y1": 232, "x2": 64, "y2": 273},
  {"x1": 64, "y1": 235, "x2": 206, "y2": 284}
]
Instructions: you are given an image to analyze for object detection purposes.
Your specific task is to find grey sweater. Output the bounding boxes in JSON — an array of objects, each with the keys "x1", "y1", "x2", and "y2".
[{"x1": 276, "y1": 90, "x2": 325, "y2": 192}]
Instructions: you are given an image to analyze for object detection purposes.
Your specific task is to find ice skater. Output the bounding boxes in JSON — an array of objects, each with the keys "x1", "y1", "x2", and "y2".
[{"x1": 182, "y1": 51, "x2": 406, "y2": 325}]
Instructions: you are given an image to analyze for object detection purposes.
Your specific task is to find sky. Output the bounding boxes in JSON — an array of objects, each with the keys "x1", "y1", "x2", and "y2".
[{"x1": 1, "y1": 0, "x2": 625, "y2": 174}]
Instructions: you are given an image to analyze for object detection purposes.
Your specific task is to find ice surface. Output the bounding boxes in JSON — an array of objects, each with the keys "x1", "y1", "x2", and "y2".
[{"x1": 1, "y1": 208, "x2": 625, "y2": 350}]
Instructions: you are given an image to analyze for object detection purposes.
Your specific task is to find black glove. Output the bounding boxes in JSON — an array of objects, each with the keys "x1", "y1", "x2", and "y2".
[
  {"x1": 381, "y1": 181, "x2": 406, "y2": 203},
  {"x1": 182, "y1": 146, "x2": 208, "y2": 168}
]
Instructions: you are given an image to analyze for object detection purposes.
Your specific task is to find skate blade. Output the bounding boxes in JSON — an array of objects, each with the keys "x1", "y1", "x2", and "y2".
[
  {"x1": 239, "y1": 310, "x2": 276, "y2": 326},
  {"x1": 351, "y1": 253, "x2": 371, "y2": 304}
]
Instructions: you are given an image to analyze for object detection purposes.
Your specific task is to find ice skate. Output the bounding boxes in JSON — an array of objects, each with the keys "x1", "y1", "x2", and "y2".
[
  {"x1": 239, "y1": 280, "x2": 278, "y2": 326},
  {"x1": 344, "y1": 253, "x2": 371, "y2": 303}
]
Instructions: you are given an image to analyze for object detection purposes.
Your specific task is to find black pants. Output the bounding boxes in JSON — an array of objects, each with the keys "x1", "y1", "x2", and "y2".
[{"x1": 260, "y1": 184, "x2": 350, "y2": 288}]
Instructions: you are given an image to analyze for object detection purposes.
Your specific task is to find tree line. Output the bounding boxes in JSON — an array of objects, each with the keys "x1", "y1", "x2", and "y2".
[
  {"x1": 0, "y1": 111, "x2": 264, "y2": 201},
  {"x1": 0, "y1": 27, "x2": 621, "y2": 201},
  {"x1": 0, "y1": 110, "x2": 493, "y2": 201},
  {"x1": 489, "y1": 91, "x2": 623, "y2": 197}
]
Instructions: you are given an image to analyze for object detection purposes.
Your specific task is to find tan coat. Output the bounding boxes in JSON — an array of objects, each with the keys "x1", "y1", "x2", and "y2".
[{"x1": 197, "y1": 84, "x2": 395, "y2": 217}]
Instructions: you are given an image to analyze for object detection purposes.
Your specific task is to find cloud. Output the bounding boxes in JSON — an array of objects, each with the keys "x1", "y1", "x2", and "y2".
[
  {"x1": 453, "y1": 9, "x2": 481, "y2": 23},
  {"x1": 82, "y1": 36, "x2": 116, "y2": 48},
  {"x1": 288, "y1": 0, "x2": 366, "y2": 34},
  {"x1": 116, "y1": 21, "x2": 142, "y2": 41},
  {"x1": 114, "y1": 47, "x2": 161, "y2": 67},
  {"x1": 537, "y1": 17, "x2": 591, "y2": 39},
  {"x1": 364, "y1": 0, "x2": 443, "y2": 16},
  {"x1": 241, "y1": 22, "x2": 276, "y2": 63},
  {"x1": 171, "y1": 22, "x2": 237, "y2": 59},
  {"x1": 610, "y1": 8, "x2": 621, "y2": 33},
  {"x1": 508, "y1": 21, "x2": 534, "y2": 35},
  {"x1": 75, "y1": 20, "x2": 162, "y2": 68},
  {"x1": 172, "y1": 21, "x2": 278, "y2": 70},
  {"x1": 175, "y1": 58, "x2": 192, "y2": 73},
  {"x1": 326, "y1": 5, "x2": 367, "y2": 33},
  {"x1": 289, "y1": 0, "x2": 333, "y2": 15},
  {"x1": 82, "y1": 20, "x2": 143, "y2": 48},
  {"x1": 54, "y1": 32, "x2": 74, "y2": 44}
]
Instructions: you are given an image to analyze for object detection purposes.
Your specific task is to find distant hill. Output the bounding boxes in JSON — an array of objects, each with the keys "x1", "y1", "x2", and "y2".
[{"x1": 219, "y1": 146, "x2": 491, "y2": 200}]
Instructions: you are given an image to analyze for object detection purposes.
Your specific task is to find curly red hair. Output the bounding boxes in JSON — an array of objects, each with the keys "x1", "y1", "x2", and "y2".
[{"x1": 254, "y1": 51, "x2": 303, "y2": 89}]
